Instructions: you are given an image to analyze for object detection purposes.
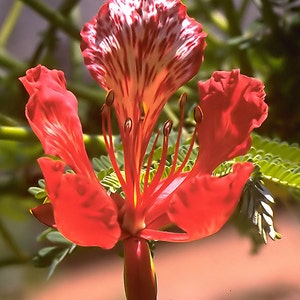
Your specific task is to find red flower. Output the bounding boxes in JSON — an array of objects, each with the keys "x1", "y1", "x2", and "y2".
[
  {"x1": 81, "y1": 0, "x2": 206, "y2": 171},
  {"x1": 20, "y1": 66, "x2": 120, "y2": 249},
  {"x1": 20, "y1": 1, "x2": 267, "y2": 299}
]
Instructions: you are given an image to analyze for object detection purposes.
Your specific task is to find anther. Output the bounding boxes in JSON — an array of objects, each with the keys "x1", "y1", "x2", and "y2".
[
  {"x1": 163, "y1": 120, "x2": 173, "y2": 136},
  {"x1": 194, "y1": 105, "x2": 204, "y2": 123},
  {"x1": 105, "y1": 90, "x2": 114, "y2": 106},
  {"x1": 100, "y1": 103, "x2": 107, "y2": 115},
  {"x1": 124, "y1": 118, "x2": 133, "y2": 133},
  {"x1": 139, "y1": 101, "x2": 146, "y2": 121},
  {"x1": 179, "y1": 93, "x2": 187, "y2": 110}
]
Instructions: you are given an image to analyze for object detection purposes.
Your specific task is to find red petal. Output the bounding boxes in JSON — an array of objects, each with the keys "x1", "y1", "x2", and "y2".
[
  {"x1": 143, "y1": 173, "x2": 187, "y2": 227},
  {"x1": 81, "y1": 0, "x2": 206, "y2": 142},
  {"x1": 166, "y1": 162, "x2": 254, "y2": 241},
  {"x1": 140, "y1": 228, "x2": 189, "y2": 242},
  {"x1": 19, "y1": 65, "x2": 94, "y2": 176},
  {"x1": 31, "y1": 203, "x2": 56, "y2": 228},
  {"x1": 38, "y1": 157, "x2": 121, "y2": 249},
  {"x1": 197, "y1": 70, "x2": 267, "y2": 173}
]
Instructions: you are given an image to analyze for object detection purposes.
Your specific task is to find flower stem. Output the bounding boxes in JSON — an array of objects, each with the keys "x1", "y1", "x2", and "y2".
[
  {"x1": 0, "y1": 125, "x2": 107, "y2": 153},
  {"x1": 123, "y1": 237, "x2": 157, "y2": 300},
  {"x1": 222, "y1": 0, "x2": 253, "y2": 75},
  {"x1": 67, "y1": 82, "x2": 106, "y2": 105},
  {"x1": 0, "y1": 49, "x2": 27, "y2": 72},
  {"x1": 0, "y1": 126, "x2": 37, "y2": 142},
  {"x1": 19, "y1": 0, "x2": 80, "y2": 40},
  {"x1": 0, "y1": 218, "x2": 27, "y2": 262},
  {"x1": 28, "y1": 0, "x2": 80, "y2": 65},
  {"x1": 0, "y1": 0, "x2": 23, "y2": 49}
]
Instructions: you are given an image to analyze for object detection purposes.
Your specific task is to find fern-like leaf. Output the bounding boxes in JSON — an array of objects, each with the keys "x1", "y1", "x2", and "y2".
[{"x1": 249, "y1": 134, "x2": 300, "y2": 190}]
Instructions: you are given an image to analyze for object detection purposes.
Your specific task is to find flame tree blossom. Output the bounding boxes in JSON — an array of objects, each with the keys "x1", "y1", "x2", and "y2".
[{"x1": 20, "y1": 0, "x2": 268, "y2": 299}]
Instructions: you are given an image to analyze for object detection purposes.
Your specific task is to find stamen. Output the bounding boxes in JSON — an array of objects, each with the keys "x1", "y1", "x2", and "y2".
[
  {"x1": 145, "y1": 120, "x2": 171, "y2": 195},
  {"x1": 144, "y1": 129, "x2": 161, "y2": 190},
  {"x1": 124, "y1": 118, "x2": 133, "y2": 133},
  {"x1": 139, "y1": 101, "x2": 146, "y2": 122},
  {"x1": 100, "y1": 103, "x2": 108, "y2": 116},
  {"x1": 101, "y1": 103, "x2": 126, "y2": 189},
  {"x1": 179, "y1": 93, "x2": 187, "y2": 109},
  {"x1": 122, "y1": 117, "x2": 137, "y2": 207},
  {"x1": 105, "y1": 90, "x2": 114, "y2": 106},
  {"x1": 141, "y1": 99, "x2": 200, "y2": 214},
  {"x1": 194, "y1": 105, "x2": 203, "y2": 124},
  {"x1": 170, "y1": 93, "x2": 186, "y2": 174},
  {"x1": 174, "y1": 128, "x2": 197, "y2": 174},
  {"x1": 163, "y1": 120, "x2": 173, "y2": 136}
]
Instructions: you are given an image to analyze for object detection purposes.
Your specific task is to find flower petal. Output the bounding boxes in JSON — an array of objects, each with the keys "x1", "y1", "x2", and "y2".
[
  {"x1": 166, "y1": 162, "x2": 254, "y2": 241},
  {"x1": 38, "y1": 157, "x2": 121, "y2": 249},
  {"x1": 197, "y1": 70, "x2": 267, "y2": 173},
  {"x1": 81, "y1": 0, "x2": 206, "y2": 139},
  {"x1": 143, "y1": 172, "x2": 187, "y2": 227},
  {"x1": 20, "y1": 65, "x2": 94, "y2": 177},
  {"x1": 31, "y1": 203, "x2": 56, "y2": 228}
]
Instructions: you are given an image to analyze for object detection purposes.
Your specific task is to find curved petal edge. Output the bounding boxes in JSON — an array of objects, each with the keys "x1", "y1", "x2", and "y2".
[
  {"x1": 197, "y1": 70, "x2": 267, "y2": 173},
  {"x1": 167, "y1": 162, "x2": 254, "y2": 241},
  {"x1": 38, "y1": 157, "x2": 121, "y2": 249}
]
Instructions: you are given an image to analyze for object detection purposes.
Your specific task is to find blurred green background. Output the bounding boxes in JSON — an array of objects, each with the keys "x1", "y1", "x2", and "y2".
[{"x1": 1, "y1": 0, "x2": 300, "y2": 299}]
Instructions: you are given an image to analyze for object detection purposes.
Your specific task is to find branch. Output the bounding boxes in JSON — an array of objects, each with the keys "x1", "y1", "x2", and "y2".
[
  {"x1": 19, "y1": 0, "x2": 80, "y2": 40},
  {"x1": 0, "y1": 125, "x2": 107, "y2": 153}
]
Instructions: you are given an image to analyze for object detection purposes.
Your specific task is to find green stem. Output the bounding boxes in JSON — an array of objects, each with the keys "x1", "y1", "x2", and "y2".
[
  {"x1": 0, "y1": 1, "x2": 23, "y2": 48},
  {"x1": 0, "y1": 257, "x2": 30, "y2": 267},
  {"x1": 70, "y1": 5, "x2": 84, "y2": 81},
  {"x1": 83, "y1": 133, "x2": 107, "y2": 154},
  {"x1": 29, "y1": 0, "x2": 80, "y2": 65},
  {"x1": 0, "y1": 49, "x2": 27, "y2": 72},
  {"x1": 260, "y1": 0, "x2": 280, "y2": 33},
  {"x1": 222, "y1": 0, "x2": 253, "y2": 75},
  {"x1": 19, "y1": 0, "x2": 80, "y2": 41},
  {"x1": 239, "y1": 0, "x2": 251, "y2": 24},
  {"x1": 56, "y1": 0, "x2": 80, "y2": 14},
  {"x1": 67, "y1": 82, "x2": 105, "y2": 105},
  {"x1": 260, "y1": 0, "x2": 291, "y2": 52},
  {"x1": 0, "y1": 113, "x2": 20, "y2": 126},
  {"x1": 223, "y1": 0, "x2": 242, "y2": 37},
  {"x1": 0, "y1": 49, "x2": 105, "y2": 105},
  {"x1": 0, "y1": 218, "x2": 27, "y2": 261},
  {"x1": 0, "y1": 125, "x2": 107, "y2": 153},
  {"x1": 0, "y1": 126, "x2": 36, "y2": 142}
]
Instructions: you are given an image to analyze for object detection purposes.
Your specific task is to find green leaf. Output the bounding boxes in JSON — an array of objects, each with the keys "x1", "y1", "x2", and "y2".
[
  {"x1": 47, "y1": 244, "x2": 76, "y2": 279},
  {"x1": 249, "y1": 134, "x2": 300, "y2": 190},
  {"x1": 32, "y1": 246, "x2": 63, "y2": 268},
  {"x1": 214, "y1": 134, "x2": 300, "y2": 192},
  {"x1": 45, "y1": 231, "x2": 73, "y2": 246},
  {"x1": 28, "y1": 179, "x2": 47, "y2": 199},
  {"x1": 101, "y1": 172, "x2": 122, "y2": 193},
  {"x1": 93, "y1": 155, "x2": 113, "y2": 171},
  {"x1": 34, "y1": 228, "x2": 77, "y2": 278},
  {"x1": 252, "y1": 133, "x2": 300, "y2": 164}
]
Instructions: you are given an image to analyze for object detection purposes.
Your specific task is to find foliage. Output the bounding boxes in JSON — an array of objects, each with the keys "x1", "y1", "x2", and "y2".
[{"x1": 32, "y1": 229, "x2": 76, "y2": 279}]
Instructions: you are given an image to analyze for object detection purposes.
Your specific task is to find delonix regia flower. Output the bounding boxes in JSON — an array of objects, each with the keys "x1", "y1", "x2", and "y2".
[{"x1": 20, "y1": 0, "x2": 268, "y2": 299}]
